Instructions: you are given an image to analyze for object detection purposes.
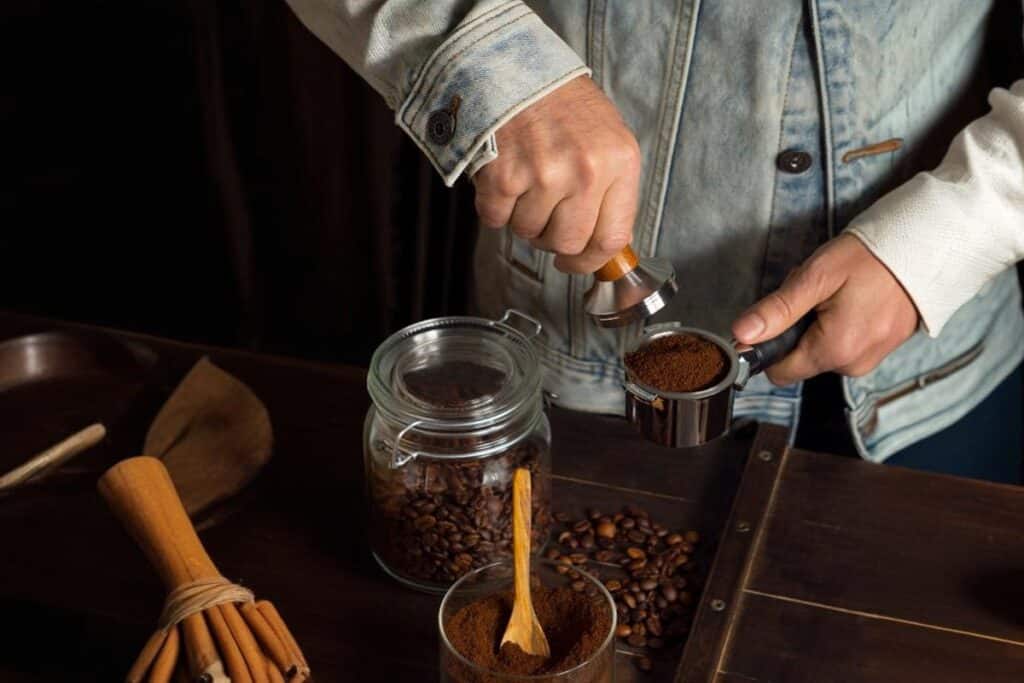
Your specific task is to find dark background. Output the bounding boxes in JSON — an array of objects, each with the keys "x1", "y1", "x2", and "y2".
[
  {"x1": 0, "y1": 0, "x2": 477, "y2": 366},
  {"x1": 1, "y1": 1, "x2": 1022, "y2": 368}
]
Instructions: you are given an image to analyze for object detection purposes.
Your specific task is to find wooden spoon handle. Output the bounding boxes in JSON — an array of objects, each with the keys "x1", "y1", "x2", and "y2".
[
  {"x1": 594, "y1": 245, "x2": 639, "y2": 281},
  {"x1": 98, "y1": 456, "x2": 220, "y2": 589},
  {"x1": 511, "y1": 468, "x2": 533, "y2": 614}
]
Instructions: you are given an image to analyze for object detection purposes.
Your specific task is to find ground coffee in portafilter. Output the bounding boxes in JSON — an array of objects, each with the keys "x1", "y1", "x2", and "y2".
[
  {"x1": 624, "y1": 333, "x2": 727, "y2": 393},
  {"x1": 444, "y1": 586, "x2": 612, "y2": 681}
]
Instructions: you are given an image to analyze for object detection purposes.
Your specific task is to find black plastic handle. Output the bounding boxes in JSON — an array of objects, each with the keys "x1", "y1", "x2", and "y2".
[{"x1": 743, "y1": 314, "x2": 815, "y2": 377}]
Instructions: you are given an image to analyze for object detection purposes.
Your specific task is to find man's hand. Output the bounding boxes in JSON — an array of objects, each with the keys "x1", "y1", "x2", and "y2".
[
  {"x1": 473, "y1": 76, "x2": 641, "y2": 274},
  {"x1": 731, "y1": 233, "x2": 919, "y2": 386}
]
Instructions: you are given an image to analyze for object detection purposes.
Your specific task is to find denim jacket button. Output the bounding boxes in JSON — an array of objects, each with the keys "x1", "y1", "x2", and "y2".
[
  {"x1": 427, "y1": 109, "x2": 456, "y2": 145},
  {"x1": 776, "y1": 149, "x2": 813, "y2": 174}
]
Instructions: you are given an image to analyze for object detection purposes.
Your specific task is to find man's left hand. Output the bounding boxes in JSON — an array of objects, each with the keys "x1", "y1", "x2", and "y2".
[{"x1": 731, "y1": 233, "x2": 919, "y2": 386}]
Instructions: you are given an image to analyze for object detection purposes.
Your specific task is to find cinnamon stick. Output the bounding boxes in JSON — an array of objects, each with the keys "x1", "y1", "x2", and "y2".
[
  {"x1": 149, "y1": 625, "x2": 180, "y2": 683},
  {"x1": 182, "y1": 613, "x2": 222, "y2": 681},
  {"x1": 206, "y1": 604, "x2": 253, "y2": 683},
  {"x1": 240, "y1": 602, "x2": 294, "y2": 678},
  {"x1": 256, "y1": 601, "x2": 309, "y2": 676},
  {"x1": 265, "y1": 656, "x2": 285, "y2": 683},
  {"x1": 219, "y1": 603, "x2": 268, "y2": 683},
  {"x1": 126, "y1": 629, "x2": 167, "y2": 683}
]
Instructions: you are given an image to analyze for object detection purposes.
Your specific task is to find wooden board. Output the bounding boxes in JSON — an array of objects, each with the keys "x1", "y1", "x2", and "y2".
[{"x1": 679, "y1": 443, "x2": 1024, "y2": 682}]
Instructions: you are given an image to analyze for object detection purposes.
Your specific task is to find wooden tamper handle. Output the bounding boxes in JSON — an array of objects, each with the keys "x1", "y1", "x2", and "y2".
[{"x1": 594, "y1": 245, "x2": 640, "y2": 281}]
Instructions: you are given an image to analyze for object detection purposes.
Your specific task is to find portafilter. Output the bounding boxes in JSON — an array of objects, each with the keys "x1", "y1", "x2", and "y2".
[{"x1": 623, "y1": 316, "x2": 813, "y2": 448}]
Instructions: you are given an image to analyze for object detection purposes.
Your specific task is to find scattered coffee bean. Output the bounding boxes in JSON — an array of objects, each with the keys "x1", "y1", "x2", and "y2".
[
  {"x1": 550, "y1": 504, "x2": 705, "y2": 674},
  {"x1": 554, "y1": 511, "x2": 571, "y2": 523},
  {"x1": 571, "y1": 580, "x2": 586, "y2": 592}
]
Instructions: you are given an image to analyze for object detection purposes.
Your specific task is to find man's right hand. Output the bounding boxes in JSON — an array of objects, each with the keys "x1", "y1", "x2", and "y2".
[{"x1": 472, "y1": 76, "x2": 642, "y2": 274}]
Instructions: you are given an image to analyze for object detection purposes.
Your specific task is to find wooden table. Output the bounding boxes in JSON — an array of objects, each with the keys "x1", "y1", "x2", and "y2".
[{"x1": 0, "y1": 312, "x2": 1021, "y2": 682}]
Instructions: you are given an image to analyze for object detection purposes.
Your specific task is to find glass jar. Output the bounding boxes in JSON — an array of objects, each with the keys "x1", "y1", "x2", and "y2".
[
  {"x1": 439, "y1": 560, "x2": 616, "y2": 683},
  {"x1": 365, "y1": 310, "x2": 552, "y2": 593}
]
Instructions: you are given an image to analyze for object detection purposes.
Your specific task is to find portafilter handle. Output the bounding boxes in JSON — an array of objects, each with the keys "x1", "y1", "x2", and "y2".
[{"x1": 735, "y1": 314, "x2": 815, "y2": 388}]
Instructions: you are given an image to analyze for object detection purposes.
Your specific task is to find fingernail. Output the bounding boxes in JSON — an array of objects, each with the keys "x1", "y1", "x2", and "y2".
[{"x1": 733, "y1": 313, "x2": 765, "y2": 341}]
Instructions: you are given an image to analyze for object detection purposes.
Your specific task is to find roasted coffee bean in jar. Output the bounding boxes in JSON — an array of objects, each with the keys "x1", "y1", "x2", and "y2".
[{"x1": 365, "y1": 311, "x2": 553, "y2": 593}]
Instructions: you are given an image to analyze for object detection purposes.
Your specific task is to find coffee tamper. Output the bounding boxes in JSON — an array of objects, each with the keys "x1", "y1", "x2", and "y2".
[{"x1": 583, "y1": 245, "x2": 678, "y2": 327}]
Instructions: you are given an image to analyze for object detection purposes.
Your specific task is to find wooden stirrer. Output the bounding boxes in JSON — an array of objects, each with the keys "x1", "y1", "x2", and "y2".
[{"x1": 500, "y1": 468, "x2": 550, "y2": 658}]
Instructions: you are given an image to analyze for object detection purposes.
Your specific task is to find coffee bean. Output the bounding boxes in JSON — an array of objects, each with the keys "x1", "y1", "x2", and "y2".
[
  {"x1": 594, "y1": 550, "x2": 617, "y2": 563},
  {"x1": 636, "y1": 656, "x2": 653, "y2": 672},
  {"x1": 661, "y1": 585, "x2": 678, "y2": 602},
  {"x1": 580, "y1": 533, "x2": 596, "y2": 550},
  {"x1": 572, "y1": 520, "x2": 592, "y2": 534},
  {"x1": 620, "y1": 517, "x2": 636, "y2": 530},
  {"x1": 629, "y1": 559, "x2": 647, "y2": 571},
  {"x1": 633, "y1": 623, "x2": 646, "y2": 637},
  {"x1": 623, "y1": 593, "x2": 637, "y2": 609},
  {"x1": 558, "y1": 531, "x2": 573, "y2": 546},
  {"x1": 646, "y1": 616, "x2": 663, "y2": 636},
  {"x1": 627, "y1": 530, "x2": 646, "y2": 544},
  {"x1": 569, "y1": 570, "x2": 581, "y2": 580},
  {"x1": 626, "y1": 547, "x2": 646, "y2": 560},
  {"x1": 587, "y1": 508, "x2": 603, "y2": 520},
  {"x1": 666, "y1": 533, "x2": 683, "y2": 546},
  {"x1": 596, "y1": 521, "x2": 617, "y2": 539},
  {"x1": 571, "y1": 580, "x2": 586, "y2": 592},
  {"x1": 569, "y1": 553, "x2": 588, "y2": 565},
  {"x1": 656, "y1": 597, "x2": 668, "y2": 609},
  {"x1": 605, "y1": 579, "x2": 622, "y2": 592},
  {"x1": 413, "y1": 515, "x2": 437, "y2": 531},
  {"x1": 544, "y1": 548, "x2": 560, "y2": 560},
  {"x1": 615, "y1": 623, "x2": 632, "y2": 638},
  {"x1": 685, "y1": 530, "x2": 700, "y2": 544},
  {"x1": 624, "y1": 505, "x2": 648, "y2": 519},
  {"x1": 640, "y1": 579, "x2": 658, "y2": 591},
  {"x1": 554, "y1": 512, "x2": 571, "y2": 523},
  {"x1": 596, "y1": 537, "x2": 615, "y2": 549},
  {"x1": 627, "y1": 633, "x2": 647, "y2": 648}
]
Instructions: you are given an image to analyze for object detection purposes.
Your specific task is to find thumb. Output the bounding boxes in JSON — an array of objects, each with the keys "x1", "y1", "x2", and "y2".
[{"x1": 732, "y1": 262, "x2": 839, "y2": 344}]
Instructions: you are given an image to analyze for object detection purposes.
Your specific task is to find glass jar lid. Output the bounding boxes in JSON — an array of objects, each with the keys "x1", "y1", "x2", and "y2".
[{"x1": 368, "y1": 311, "x2": 544, "y2": 457}]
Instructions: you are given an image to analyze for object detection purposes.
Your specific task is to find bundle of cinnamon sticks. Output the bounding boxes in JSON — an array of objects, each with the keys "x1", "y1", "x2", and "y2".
[{"x1": 99, "y1": 456, "x2": 311, "y2": 683}]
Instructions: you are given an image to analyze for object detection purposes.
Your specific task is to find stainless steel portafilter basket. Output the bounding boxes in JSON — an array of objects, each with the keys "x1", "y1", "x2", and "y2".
[{"x1": 623, "y1": 317, "x2": 812, "y2": 448}]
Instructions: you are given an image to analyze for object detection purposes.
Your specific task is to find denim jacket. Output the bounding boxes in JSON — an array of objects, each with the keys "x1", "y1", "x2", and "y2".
[{"x1": 285, "y1": 0, "x2": 1024, "y2": 463}]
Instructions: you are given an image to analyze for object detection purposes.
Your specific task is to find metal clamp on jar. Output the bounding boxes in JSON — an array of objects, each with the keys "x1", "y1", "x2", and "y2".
[
  {"x1": 624, "y1": 316, "x2": 812, "y2": 448},
  {"x1": 364, "y1": 310, "x2": 553, "y2": 593}
]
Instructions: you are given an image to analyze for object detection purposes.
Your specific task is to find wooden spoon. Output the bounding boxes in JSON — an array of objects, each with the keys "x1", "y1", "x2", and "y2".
[{"x1": 500, "y1": 468, "x2": 550, "y2": 658}]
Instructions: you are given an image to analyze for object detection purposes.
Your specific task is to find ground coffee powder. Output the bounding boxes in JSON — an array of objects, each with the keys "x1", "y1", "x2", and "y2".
[
  {"x1": 624, "y1": 333, "x2": 727, "y2": 393},
  {"x1": 445, "y1": 586, "x2": 611, "y2": 679}
]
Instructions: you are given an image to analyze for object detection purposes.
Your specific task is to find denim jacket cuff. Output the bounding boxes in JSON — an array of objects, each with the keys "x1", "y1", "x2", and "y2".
[{"x1": 396, "y1": 0, "x2": 590, "y2": 187}]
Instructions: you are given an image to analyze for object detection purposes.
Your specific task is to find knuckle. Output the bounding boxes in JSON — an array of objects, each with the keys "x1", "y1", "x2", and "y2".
[
  {"x1": 597, "y1": 230, "x2": 630, "y2": 254},
  {"x1": 830, "y1": 332, "x2": 861, "y2": 368},
  {"x1": 554, "y1": 231, "x2": 589, "y2": 256},
  {"x1": 575, "y1": 153, "x2": 600, "y2": 188},
  {"x1": 475, "y1": 198, "x2": 507, "y2": 228}
]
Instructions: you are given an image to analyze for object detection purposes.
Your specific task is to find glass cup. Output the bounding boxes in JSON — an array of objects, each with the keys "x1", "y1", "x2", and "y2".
[{"x1": 439, "y1": 559, "x2": 616, "y2": 683}]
